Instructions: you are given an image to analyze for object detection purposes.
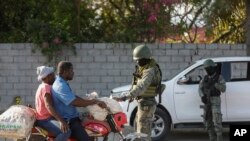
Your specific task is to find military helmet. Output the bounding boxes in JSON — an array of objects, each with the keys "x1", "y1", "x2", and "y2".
[
  {"x1": 203, "y1": 59, "x2": 216, "y2": 68},
  {"x1": 133, "y1": 45, "x2": 152, "y2": 60}
]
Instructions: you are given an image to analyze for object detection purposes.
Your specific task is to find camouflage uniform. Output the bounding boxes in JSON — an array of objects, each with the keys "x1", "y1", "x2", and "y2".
[
  {"x1": 199, "y1": 59, "x2": 226, "y2": 141},
  {"x1": 123, "y1": 45, "x2": 162, "y2": 141}
]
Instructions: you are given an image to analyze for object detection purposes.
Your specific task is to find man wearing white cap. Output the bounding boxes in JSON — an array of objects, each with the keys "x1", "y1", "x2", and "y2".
[{"x1": 35, "y1": 66, "x2": 71, "y2": 141}]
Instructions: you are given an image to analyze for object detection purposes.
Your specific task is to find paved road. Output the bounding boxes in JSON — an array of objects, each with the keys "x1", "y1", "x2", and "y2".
[
  {"x1": 103, "y1": 126, "x2": 230, "y2": 141},
  {"x1": 0, "y1": 127, "x2": 230, "y2": 141},
  {"x1": 167, "y1": 128, "x2": 229, "y2": 141}
]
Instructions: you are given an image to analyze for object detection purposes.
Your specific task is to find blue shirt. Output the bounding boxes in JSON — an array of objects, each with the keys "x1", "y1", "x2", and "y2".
[{"x1": 52, "y1": 76, "x2": 79, "y2": 120}]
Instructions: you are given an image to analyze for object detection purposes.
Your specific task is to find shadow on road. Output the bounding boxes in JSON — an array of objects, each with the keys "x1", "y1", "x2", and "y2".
[
  {"x1": 4, "y1": 127, "x2": 229, "y2": 141},
  {"x1": 167, "y1": 128, "x2": 229, "y2": 141}
]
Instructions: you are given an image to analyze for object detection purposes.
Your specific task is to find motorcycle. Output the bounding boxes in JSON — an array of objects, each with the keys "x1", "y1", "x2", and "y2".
[
  {"x1": 32, "y1": 111, "x2": 146, "y2": 141},
  {"x1": 32, "y1": 108, "x2": 127, "y2": 141},
  {"x1": 31, "y1": 92, "x2": 147, "y2": 141},
  {"x1": 0, "y1": 102, "x2": 146, "y2": 141}
]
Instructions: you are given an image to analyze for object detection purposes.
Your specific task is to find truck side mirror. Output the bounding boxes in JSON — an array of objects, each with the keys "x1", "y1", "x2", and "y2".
[{"x1": 177, "y1": 76, "x2": 189, "y2": 84}]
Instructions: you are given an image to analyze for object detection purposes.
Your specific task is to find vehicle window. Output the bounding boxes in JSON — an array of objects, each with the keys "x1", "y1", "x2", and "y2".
[
  {"x1": 221, "y1": 62, "x2": 231, "y2": 82},
  {"x1": 184, "y1": 65, "x2": 206, "y2": 84},
  {"x1": 184, "y1": 62, "x2": 222, "y2": 84},
  {"x1": 230, "y1": 62, "x2": 250, "y2": 81}
]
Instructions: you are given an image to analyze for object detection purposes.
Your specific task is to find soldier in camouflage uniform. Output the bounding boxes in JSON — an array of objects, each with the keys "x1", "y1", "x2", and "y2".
[
  {"x1": 199, "y1": 59, "x2": 226, "y2": 141},
  {"x1": 115, "y1": 45, "x2": 162, "y2": 141}
]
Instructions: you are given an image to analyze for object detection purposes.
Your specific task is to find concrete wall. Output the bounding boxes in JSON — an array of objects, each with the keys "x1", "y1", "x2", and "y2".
[{"x1": 0, "y1": 43, "x2": 246, "y2": 112}]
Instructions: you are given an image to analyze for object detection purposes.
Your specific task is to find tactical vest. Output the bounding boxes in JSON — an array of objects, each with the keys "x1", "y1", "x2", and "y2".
[
  {"x1": 202, "y1": 74, "x2": 221, "y2": 97},
  {"x1": 132, "y1": 61, "x2": 162, "y2": 98},
  {"x1": 133, "y1": 85, "x2": 158, "y2": 97}
]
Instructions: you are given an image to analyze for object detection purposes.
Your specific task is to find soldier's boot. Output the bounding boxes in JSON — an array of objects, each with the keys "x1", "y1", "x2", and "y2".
[{"x1": 216, "y1": 133, "x2": 223, "y2": 141}]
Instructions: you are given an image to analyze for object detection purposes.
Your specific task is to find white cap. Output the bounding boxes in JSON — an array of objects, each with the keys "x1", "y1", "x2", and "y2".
[{"x1": 37, "y1": 66, "x2": 54, "y2": 82}]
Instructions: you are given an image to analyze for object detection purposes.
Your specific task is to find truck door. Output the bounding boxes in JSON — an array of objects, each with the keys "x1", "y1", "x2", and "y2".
[
  {"x1": 173, "y1": 63, "x2": 227, "y2": 122},
  {"x1": 223, "y1": 61, "x2": 250, "y2": 120}
]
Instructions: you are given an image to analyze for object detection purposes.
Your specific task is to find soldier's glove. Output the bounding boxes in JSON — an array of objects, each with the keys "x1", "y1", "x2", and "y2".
[
  {"x1": 203, "y1": 79, "x2": 212, "y2": 89},
  {"x1": 201, "y1": 96, "x2": 207, "y2": 104},
  {"x1": 214, "y1": 83, "x2": 220, "y2": 90},
  {"x1": 120, "y1": 96, "x2": 127, "y2": 101},
  {"x1": 113, "y1": 91, "x2": 130, "y2": 101},
  {"x1": 113, "y1": 96, "x2": 127, "y2": 102}
]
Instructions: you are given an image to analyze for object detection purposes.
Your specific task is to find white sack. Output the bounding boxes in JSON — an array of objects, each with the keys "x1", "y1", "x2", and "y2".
[
  {"x1": 0, "y1": 105, "x2": 36, "y2": 139},
  {"x1": 87, "y1": 104, "x2": 108, "y2": 121},
  {"x1": 86, "y1": 97, "x2": 123, "y2": 121},
  {"x1": 99, "y1": 97, "x2": 123, "y2": 114}
]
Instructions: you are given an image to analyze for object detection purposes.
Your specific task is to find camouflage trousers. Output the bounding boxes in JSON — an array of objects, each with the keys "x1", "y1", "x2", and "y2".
[
  {"x1": 203, "y1": 97, "x2": 223, "y2": 141},
  {"x1": 135, "y1": 99, "x2": 156, "y2": 141}
]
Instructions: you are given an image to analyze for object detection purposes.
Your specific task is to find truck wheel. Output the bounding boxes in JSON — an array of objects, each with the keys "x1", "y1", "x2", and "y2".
[
  {"x1": 152, "y1": 108, "x2": 171, "y2": 141},
  {"x1": 133, "y1": 108, "x2": 171, "y2": 141}
]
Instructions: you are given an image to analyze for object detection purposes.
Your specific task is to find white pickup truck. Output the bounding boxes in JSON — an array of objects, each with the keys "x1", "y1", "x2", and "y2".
[{"x1": 111, "y1": 57, "x2": 250, "y2": 141}]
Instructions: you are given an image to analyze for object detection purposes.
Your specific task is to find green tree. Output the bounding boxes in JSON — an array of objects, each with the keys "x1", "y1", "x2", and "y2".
[
  {"x1": 245, "y1": 0, "x2": 250, "y2": 55},
  {"x1": 205, "y1": 0, "x2": 245, "y2": 44},
  {"x1": 0, "y1": 0, "x2": 210, "y2": 43},
  {"x1": 177, "y1": 0, "x2": 250, "y2": 56},
  {"x1": 2, "y1": 0, "x2": 250, "y2": 49},
  {"x1": 168, "y1": 0, "x2": 213, "y2": 43},
  {"x1": 0, "y1": 0, "x2": 33, "y2": 42},
  {"x1": 202, "y1": 0, "x2": 250, "y2": 55},
  {"x1": 90, "y1": 0, "x2": 181, "y2": 42}
]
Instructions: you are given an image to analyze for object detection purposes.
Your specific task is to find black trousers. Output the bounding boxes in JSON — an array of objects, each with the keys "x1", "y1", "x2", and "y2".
[{"x1": 69, "y1": 117, "x2": 89, "y2": 141}]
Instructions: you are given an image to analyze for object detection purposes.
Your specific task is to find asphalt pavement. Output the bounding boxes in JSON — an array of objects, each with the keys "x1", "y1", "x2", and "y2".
[
  {"x1": 167, "y1": 128, "x2": 229, "y2": 141},
  {"x1": 99, "y1": 126, "x2": 230, "y2": 141},
  {"x1": 0, "y1": 126, "x2": 230, "y2": 141}
]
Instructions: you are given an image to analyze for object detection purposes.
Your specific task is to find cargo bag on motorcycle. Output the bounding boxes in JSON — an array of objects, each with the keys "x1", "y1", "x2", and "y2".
[
  {"x1": 0, "y1": 105, "x2": 36, "y2": 140},
  {"x1": 86, "y1": 97, "x2": 123, "y2": 121}
]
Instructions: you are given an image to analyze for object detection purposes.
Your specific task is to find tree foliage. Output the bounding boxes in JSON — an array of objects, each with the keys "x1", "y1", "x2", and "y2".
[
  {"x1": 0, "y1": 0, "x2": 32, "y2": 42},
  {"x1": 0, "y1": 0, "x2": 248, "y2": 44},
  {"x1": 0, "y1": 0, "x2": 182, "y2": 43},
  {"x1": 205, "y1": 0, "x2": 246, "y2": 43},
  {"x1": 168, "y1": 0, "x2": 213, "y2": 43},
  {"x1": 90, "y1": 0, "x2": 181, "y2": 42},
  {"x1": 174, "y1": 0, "x2": 247, "y2": 44}
]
